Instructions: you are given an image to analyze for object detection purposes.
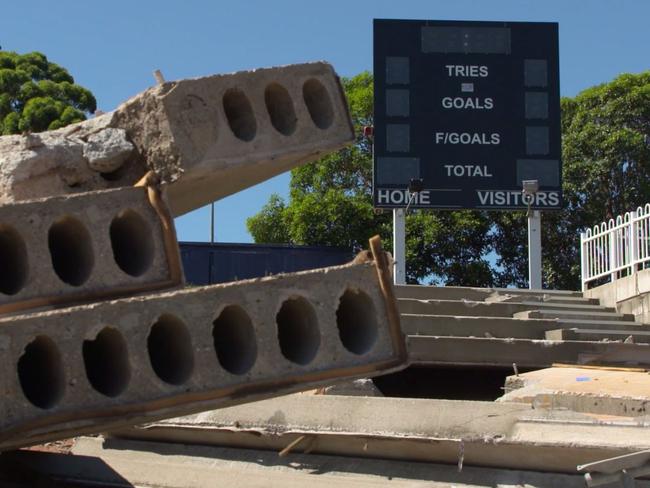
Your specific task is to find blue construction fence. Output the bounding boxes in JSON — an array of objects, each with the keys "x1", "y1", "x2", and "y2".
[{"x1": 179, "y1": 242, "x2": 354, "y2": 285}]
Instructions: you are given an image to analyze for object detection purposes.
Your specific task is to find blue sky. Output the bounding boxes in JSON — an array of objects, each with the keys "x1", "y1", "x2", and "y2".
[{"x1": 2, "y1": 0, "x2": 649, "y2": 243}]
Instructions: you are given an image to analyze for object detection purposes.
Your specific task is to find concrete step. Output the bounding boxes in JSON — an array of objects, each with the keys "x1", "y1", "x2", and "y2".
[
  {"x1": 484, "y1": 294, "x2": 598, "y2": 306},
  {"x1": 395, "y1": 285, "x2": 583, "y2": 302},
  {"x1": 398, "y1": 298, "x2": 611, "y2": 318},
  {"x1": 546, "y1": 328, "x2": 650, "y2": 343},
  {"x1": 401, "y1": 314, "x2": 650, "y2": 340},
  {"x1": 514, "y1": 309, "x2": 636, "y2": 322},
  {"x1": 408, "y1": 335, "x2": 650, "y2": 368},
  {"x1": 539, "y1": 296, "x2": 601, "y2": 306}
]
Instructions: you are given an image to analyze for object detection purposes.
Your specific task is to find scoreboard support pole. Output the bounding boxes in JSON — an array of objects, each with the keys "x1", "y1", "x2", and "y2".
[
  {"x1": 393, "y1": 208, "x2": 406, "y2": 285},
  {"x1": 528, "y1": 210, "x2": 542, "y2": 289}
]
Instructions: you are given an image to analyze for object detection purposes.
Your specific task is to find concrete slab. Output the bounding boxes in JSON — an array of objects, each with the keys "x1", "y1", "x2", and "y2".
[
  {"x1": 499, "y1": 367, "x2": 650, "y2": 416},
  {"x1": 0, "y1": 245, "x2": 407, "y2": 451},
  {"x1": 398, "y1": 298, "x2": 610, "y2": 317},
  {"x1": 1, "y1": 436, "x2": 597, "y2": 488},
  {"x1": 0, "y1": 186, "x2": 182, "y2": 315},
  {"x1": 402, "y1": 315, "x2": 650, "y2": 341},
  {"x1": 112, "y1": 394, "x2": 650, "y2": 474},
  {"x1": 408, "y1": 335, "x2": 650, "y2": 368},
  {"x1": 0, "y1": 63, "x2": 354, "y2": 217},
  {"x1": 395, "y1": 285, "x2": 582, "y2": 302},
  {"x1": 514, "y1": 309, "x2": 635, "y2": 321},
  {"x1": 545, "y1": 328, "x2": 650, "y2": 343}
]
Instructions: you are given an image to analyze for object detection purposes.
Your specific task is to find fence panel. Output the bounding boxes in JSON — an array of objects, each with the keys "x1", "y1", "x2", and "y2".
[{"x1": 581, "y1": 204, "x2": 650, "y2": 291}]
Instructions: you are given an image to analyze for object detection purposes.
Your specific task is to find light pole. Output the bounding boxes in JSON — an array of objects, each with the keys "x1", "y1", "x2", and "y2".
[
  {"x1": 522, "y1": 180, "x2": 542, "y2": 289},
  {"x1": 393, "y1": 178, "x2": 423, "y2": 285}
]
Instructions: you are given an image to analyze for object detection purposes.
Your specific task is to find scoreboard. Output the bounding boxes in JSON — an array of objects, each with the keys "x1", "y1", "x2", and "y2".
[{"x1": 373, "y1": 19, "x2": 561, "y2": 210}]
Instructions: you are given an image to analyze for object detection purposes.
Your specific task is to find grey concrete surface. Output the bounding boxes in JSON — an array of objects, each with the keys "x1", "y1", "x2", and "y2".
[
  {"x1": 0, "y1": 257, "x2": 406, "y2": 451},
  {"x1": 2, "y1": 436, "x2": 600, "y2": 488},
  {"x1": 408, "y1": 335, "x2": 650, "y2": 368},
  {"x1": 514, "y1": 309, "x2": 636, "y2": 321},
  {"x1": 499, "y1": 366, "x2": 650, "y2": 416},
  {"x1": 0, "y1": 62, "x2": 354, "y2": 217},
  {"x1": 586, "y1": 268, "x2": 650, "y2": 324},
  {"x1": 398, "y1": 298, "x2": 611, "y2": 317},
  {"x1": 395, "y1": 285, "x2": 582, "y2": 302},
  {"x1": 401, "y1": 314, "x2": 650, "y2": 340},
  {"x1": 546, "y1": 327, "x2": 650, "y2": 342},
  {"x1": 113, "y1": 394, "x2": 650, "y2": 474},
  {"x1": 0, "y1": 186, "x2": 180, "y2": 314}
]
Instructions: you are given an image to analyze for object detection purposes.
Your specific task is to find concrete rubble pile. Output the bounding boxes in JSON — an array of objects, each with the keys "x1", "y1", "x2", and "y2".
[
  {"x1": 0, "y1": 62, "x2": 408, "y2": 453},
  {"x1": 0, "y1": 62, "x2": 353, "y2": 216}
]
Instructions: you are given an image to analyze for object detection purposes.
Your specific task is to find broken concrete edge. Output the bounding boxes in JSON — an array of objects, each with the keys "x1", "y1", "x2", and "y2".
[
  {"x1": 499, "y1": 366, "x2": 650, "y2": 417},
  {"x1": 110, "y1": 395, "x2": 650, "y2": 475},
  {"x1": 0, "y1": 184, "x2": 183, "y2": 316},
  {"x1": 0, "y1": 115, "x2": 145, "y2": 205},
  {"x1": 129, "y1": 61, "x2": 354, "y2": 181},
  {"x1": 0, "y1": 238, "x2": 408, "y2": 452}
]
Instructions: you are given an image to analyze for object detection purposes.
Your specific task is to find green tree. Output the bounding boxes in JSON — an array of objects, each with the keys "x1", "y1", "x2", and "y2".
[
  {"x1": 493, "y1": 71, "x2": 650, "y2": 289},
  {"x1": 247, "y1": 72, "x2": 494, "y2": 286},
  {"x1": 0, "y1": 50, "x2": 96, "y2": 135}
]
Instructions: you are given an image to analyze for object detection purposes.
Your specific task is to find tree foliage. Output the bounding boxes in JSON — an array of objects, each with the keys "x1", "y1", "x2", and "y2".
[
  {"x1": 0, "y1": 50, "x2": 96, "y2": 135},
  {"x1": 247, "y1": 71, "x2": 650, "y2": 289}
]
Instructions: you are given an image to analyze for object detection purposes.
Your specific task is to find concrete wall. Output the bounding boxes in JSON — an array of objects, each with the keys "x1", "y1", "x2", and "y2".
[{"x1": 585, "y1": 268, "x2": 650, "y2": 323}]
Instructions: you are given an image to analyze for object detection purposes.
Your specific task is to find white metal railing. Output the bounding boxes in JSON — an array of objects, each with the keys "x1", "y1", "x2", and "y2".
[{"x1": 581, "y1": 204, "x2": 650, "y2": 291}]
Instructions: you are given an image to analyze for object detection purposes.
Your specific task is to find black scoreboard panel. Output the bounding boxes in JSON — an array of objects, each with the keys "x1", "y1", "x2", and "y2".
[{"x1": 373, "y1": 19, "x2": 561, "y2": 210}]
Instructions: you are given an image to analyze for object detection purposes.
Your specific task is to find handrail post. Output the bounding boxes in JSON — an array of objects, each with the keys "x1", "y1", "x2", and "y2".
[
  {"x1": 629, "y1": 209, "x2": 638, "y2": 277},
  {"x1": 608, "y1": 226, "x2": 617, "y2": 283},
  {"x1": 580, "y1": 232, "x2": 587, "y2": 292}
]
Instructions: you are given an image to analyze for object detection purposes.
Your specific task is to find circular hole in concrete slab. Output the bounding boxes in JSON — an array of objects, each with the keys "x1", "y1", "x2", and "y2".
[
  {"x1": 147, "y1": 314, "x2": 194, "y2": 385},
  {"x1": 213, "y1": 305, "x2": 257, "y2": 375},
  {"x1": 264, "y1": 82, "x2": 297, "y2": 136},
  {"x1": 336, "y1": 289, "x2": 379, "y2": 355},
  {"x1": 83, "y1": 327, "x2": 131, "y2": 397},
  {"x1": 48, "y1": 216, "x2": 94, "y2": 286},
  {"x1": 223, "y1": 88, "x2": 257, "y2": 141},
  {"x1": 17, "y1": 335, "x2": 65, "y2": 409},
  {"x1": 0, "y1": 224, "x2": 28, "y2": 295},
  {"x1": 276, "y1": 296, "x2": 320, "y2": 365},
  {"x1": 110, "y1": 209, "x2": 155, "y2": 277},
  {"x1": 302, "y1": 78, "x2": 334, "y2": 130}
]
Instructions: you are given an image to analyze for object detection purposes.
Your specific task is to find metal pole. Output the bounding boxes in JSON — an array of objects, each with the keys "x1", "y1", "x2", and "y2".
[
  {"x1": 210, "y1": 202, "x2": 215, "y2": 243},
  {"x1": 580, "y1": 231, "x2": 587, "y2": 292},
  {"x1": 393, "y1": 208, "x2": 406, "y2": 285},
  {"x1": 528, "y1": 210, "x2": 542, "y2": 289}
]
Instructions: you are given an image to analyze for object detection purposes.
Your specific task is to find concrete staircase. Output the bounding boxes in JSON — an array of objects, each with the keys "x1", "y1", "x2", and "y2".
[{"x1": 397, "y1": 285, "x2": 650, "y2": 368}]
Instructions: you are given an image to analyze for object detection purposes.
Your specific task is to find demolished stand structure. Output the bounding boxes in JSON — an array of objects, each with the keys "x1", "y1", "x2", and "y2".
[
  {"x1": 0, "y1": 62, "x2": 408, "y2": 452},
  {"x1": 4, "y1": 61, "x2": 650, "y2": 488}
]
